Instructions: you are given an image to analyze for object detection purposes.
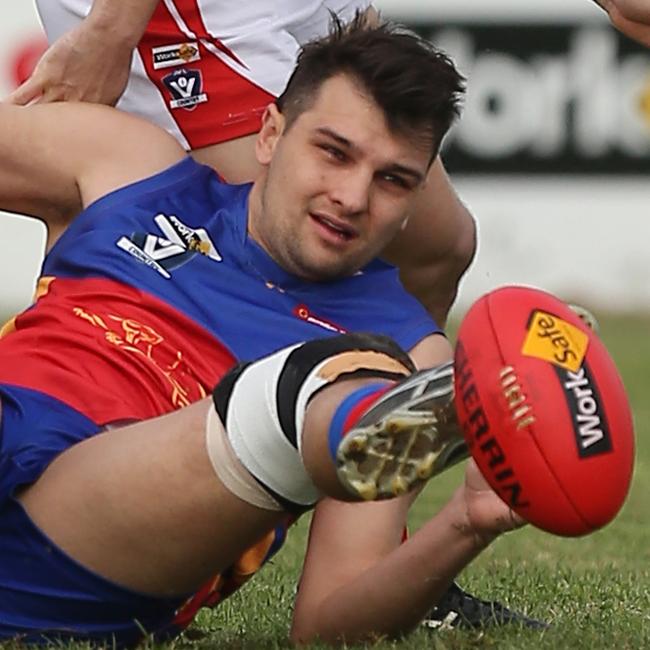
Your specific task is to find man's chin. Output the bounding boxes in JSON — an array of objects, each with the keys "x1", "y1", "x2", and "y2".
[{"x1": 294, "y1": 260, "x2": 358, "y2": 283}]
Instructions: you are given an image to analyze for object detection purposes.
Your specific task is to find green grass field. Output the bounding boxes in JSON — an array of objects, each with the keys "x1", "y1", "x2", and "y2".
[
  {"x1": 1, "y1": 314, "x2": 648, "y2": 650},
  {"x1": 183, "y1": 313, "x2": 650, "y2": 650}
]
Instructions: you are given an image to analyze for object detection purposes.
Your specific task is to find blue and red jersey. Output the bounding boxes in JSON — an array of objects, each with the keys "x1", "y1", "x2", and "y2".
[
  {"x1": 0, "y1": 157, "x2": 439, "y2": 424},
  {"x1": 0, "y1": 157, "x2": 441, "y2": 642}
]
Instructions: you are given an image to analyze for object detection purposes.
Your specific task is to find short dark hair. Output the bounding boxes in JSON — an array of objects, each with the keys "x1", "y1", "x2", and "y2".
[{"x1": 276, "y1": 13, "x2": 465, "y2": 162}]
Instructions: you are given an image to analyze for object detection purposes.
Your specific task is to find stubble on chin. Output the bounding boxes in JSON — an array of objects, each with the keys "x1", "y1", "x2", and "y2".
[{"x1": 285, "y1": 244, "x2": 356, "y2": 282}]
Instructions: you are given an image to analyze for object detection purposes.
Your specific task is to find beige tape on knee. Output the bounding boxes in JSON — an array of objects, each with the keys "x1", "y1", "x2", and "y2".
[{"x1": 205, "y1": 405, "x2": 282, "y2": 511}]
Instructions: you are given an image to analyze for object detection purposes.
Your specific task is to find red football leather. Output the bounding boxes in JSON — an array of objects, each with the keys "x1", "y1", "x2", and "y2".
[{"x1": 454, "y1": 286, "x2": 635, "y2": 537}]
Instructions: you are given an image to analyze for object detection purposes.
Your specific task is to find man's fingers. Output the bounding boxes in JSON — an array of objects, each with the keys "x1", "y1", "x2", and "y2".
[{"x1": 5, "y1": 77, "x2": 44, "y2": 106}]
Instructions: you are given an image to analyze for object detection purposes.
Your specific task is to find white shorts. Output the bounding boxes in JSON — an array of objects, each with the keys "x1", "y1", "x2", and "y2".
[{"x1": 36, "y1": 0, "x2": 373, "y2": 150}]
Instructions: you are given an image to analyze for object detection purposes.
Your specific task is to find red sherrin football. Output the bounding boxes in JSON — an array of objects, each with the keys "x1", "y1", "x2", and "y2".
[{"x1": 454, "y1": 286, "x2": 635, "y2": 537}]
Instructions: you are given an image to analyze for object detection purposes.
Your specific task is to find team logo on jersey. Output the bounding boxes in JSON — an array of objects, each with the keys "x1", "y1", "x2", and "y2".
[
  {"x1": 117, "y1": 213, "x2": 221, "y2": 279},
  {"x1": 162, "y1": 69, "x2": 208, "y2": 110},
  {"x1": 152, "y1": 42, "x2": 201, "y2": 70}
]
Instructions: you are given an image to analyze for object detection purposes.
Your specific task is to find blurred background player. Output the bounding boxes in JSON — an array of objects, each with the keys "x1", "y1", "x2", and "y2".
[{"x1": 0, "y1": 20, "x2": 529, "y2": 644}]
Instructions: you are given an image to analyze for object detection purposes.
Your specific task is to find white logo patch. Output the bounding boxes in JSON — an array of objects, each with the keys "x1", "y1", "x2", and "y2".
[
  {"x1": 117, "y1": 213, "x2": 221, "y2": 278},
  {"x1": 152, "y1": 42, "x2": 201, "y2": 70}
]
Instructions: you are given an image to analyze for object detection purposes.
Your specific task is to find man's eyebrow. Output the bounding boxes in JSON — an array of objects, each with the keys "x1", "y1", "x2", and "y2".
[
  {"x1": 315, "y1": 126, "x2": 355, "y2": 149},
  {"x1": 315, "y1": 127, "x2": 425, "y2": 182}
]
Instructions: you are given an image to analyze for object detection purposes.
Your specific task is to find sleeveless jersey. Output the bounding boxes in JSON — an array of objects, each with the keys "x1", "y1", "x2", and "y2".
[{"x1": 0, "y1": 157, "x2": 439, "y2": 425}]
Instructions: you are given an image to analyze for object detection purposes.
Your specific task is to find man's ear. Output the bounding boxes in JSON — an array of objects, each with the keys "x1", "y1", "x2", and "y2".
[{"x1": 256, "y1": 104, "x2": 286, "y2": 166}]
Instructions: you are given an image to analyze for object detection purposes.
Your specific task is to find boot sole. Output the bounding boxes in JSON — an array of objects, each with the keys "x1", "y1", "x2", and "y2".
[{"x1": 336, "y1": 363, "x2": 468, "y2": 500}]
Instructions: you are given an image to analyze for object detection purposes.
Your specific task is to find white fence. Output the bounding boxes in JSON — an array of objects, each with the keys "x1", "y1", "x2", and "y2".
[{"x1": 0, "y1": 1, "x2": 648, "y2": 317}]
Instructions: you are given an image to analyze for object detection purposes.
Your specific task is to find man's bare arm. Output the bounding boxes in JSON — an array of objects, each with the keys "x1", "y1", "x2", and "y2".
[
  {"x1": 0, "y1": 103, "x2": 184, "y2": 227},
  {"x1": 289, "y1": 333, "x2": 523, "y2": 644},
  {"x1": 292, "y1": 459, "x2": 522, "y2": 645},
  {"x1": 7, "y1": 0, "x2": 160, "y2": 105}
]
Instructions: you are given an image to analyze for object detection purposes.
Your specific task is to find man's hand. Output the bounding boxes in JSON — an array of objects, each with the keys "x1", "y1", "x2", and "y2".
[
  {"x1": 460, "y1": 459, "x2": 526, "y2": 546},
  {"x1": 6, "y1": 0, "x2": 160, "y2": 106},
  {"x1": 6, "y1": 22, "x2": 133, "y2": 106},
  {"x1": 592, "y1": 0, "x2": 650, "y2": 47}
]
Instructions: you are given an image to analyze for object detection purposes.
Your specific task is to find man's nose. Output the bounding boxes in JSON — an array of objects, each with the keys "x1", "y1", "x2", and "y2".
[{"x1": 329, "y1": 167, "x2": 371, "y2": 214}]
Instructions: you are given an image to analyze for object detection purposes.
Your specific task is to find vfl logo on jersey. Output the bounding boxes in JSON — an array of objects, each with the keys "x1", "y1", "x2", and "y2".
[
  {"x1": 152, "y1": 42, "x2": 200, "y2": 70},
  {"x1": 117, "y1": 213, "x2": 221, "y2": 279},
  {"x1": 555, "y1": 363, "x2": 613, "y2": 458},
  {"x1": 163, "y1": 69, "x2": 207, "y2": 110}
]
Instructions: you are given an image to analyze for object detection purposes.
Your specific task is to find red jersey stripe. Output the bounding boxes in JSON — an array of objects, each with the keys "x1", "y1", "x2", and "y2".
[
  {"x1": 0, "y1": 276, "x2": 235, "y2": 425},
  {"x1": 137, "y1": 3, "x2": 274, "y2": 148}
]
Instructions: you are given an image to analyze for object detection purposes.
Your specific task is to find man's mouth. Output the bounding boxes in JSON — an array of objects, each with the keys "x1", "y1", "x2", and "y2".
[{"x1": 310, "y1": 213, "x2": 358, "y2": 242}]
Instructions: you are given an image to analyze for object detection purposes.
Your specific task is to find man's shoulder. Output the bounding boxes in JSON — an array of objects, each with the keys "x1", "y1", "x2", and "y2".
[{"x1": 50, "y1": 158, "x2": 246, "y2": 279}]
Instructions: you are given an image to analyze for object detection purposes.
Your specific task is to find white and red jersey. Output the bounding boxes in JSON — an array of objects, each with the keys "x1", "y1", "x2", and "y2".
[{"x1": 36, "y1": 0, "x2": 373, "y2": 149}]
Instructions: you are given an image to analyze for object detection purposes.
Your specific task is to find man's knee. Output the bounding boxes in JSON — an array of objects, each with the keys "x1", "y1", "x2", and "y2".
[{"x1": 208, "y1": 333, "x2": 415, "y2": 511}]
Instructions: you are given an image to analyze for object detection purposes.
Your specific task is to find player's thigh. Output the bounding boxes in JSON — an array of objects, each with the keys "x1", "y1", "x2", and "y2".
[
  {"x1": 191, "y1": 133, "x2": 262, "y2": 183},
  {"x1": 18, "y1": 398, "x2": 280, "y2": 595}
]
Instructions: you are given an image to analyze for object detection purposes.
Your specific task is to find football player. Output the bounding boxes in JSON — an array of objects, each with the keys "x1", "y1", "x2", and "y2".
[
  {"x1": 5, "y1": 0, "x2": 555, "y2": 629},
  {"x1": 0, "y1": 20, "x2": 528, "y2": 644}
]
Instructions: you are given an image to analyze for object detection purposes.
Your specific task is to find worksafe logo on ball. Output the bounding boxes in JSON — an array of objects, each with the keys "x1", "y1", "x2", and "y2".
[
  {"x1": 163, "y1": 69, "x2": 207, "y2": 110},
  {"x1": 556, "y1": 364, "x2": 613, "y2": 459},
  {"x1": 521, "y1": 310, "x2": 589, "y2": 373}
]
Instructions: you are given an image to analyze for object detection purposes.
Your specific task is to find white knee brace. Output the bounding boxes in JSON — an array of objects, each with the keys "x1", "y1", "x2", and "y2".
[{"x1": 208, "y1": 333, "x2": 414, "y2": 511}]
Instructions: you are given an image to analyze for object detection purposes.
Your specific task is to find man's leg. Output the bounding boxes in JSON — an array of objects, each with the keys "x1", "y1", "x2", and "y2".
[
  {"x1": 191, "y1": 134, "x2": 262, "y2": 183},
  {"x1": 18, "y1": 397, "x2": 278, "y2": 596},
  {"x1": 17, "y1": 333, "x2": 459, "y2": 597}
]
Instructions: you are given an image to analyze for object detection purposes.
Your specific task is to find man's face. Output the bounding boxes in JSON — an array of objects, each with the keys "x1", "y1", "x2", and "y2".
[{"x1": 248, "y1": 73, "x2": 432, "y2": 282}]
